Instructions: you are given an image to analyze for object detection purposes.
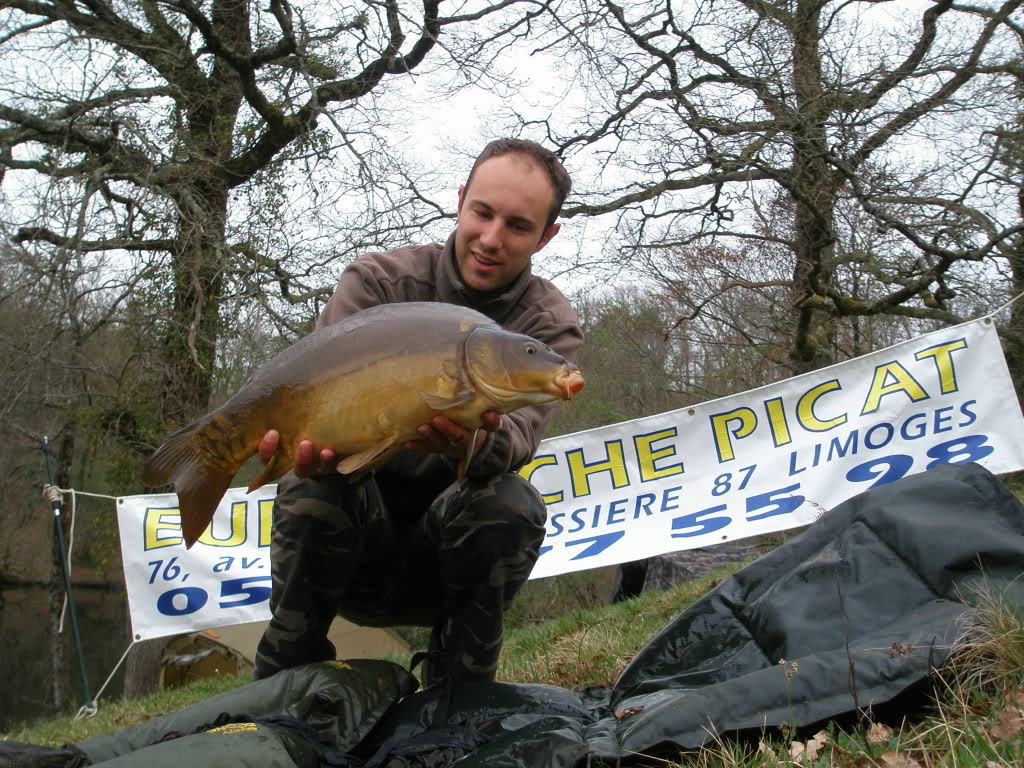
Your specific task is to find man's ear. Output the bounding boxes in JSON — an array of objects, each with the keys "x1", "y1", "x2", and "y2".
[
  {"x1": 457, "y1": 184, "x2": 466, "y2": 215},
  {"x1": 535, "y1": 222, "x2": 561, "y2": 252}
]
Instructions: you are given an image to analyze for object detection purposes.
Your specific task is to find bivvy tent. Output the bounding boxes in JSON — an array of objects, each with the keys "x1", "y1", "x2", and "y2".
[{"x1": 5, "y1": 462, "x2": 1023, "y2": 767}]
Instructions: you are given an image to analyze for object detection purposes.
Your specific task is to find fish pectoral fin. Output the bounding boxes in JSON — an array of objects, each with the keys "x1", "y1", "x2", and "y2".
[
  {"x1": 338, "y1": 437, "x2": 398, "y2": 476},
  {"x1": 247, "y1": 445, "x2": 294, "y2": 493},
  {"x1": 456, "y1": 427, "x2": 481, "y2": 483},
  {"x1": 418, "y1": 390, "x2": 475, "y2": 410}
]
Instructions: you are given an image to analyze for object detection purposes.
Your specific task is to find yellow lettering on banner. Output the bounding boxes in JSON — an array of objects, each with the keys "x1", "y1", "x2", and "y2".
[
  {"x1": 259, "y1": 499, "x2": 275, "y2": 547},
  {"x1": 861, "y1": 362, "x2": 929, "y2": 415},
  {"x1": 197, "y1": 500, "x2": 246, "y2": 547},
  {"x1": 797, "y1": 380, "x2": 847, "y2": 431},
  {"x1": 519, "y1": 455, "x2": 564, "y2": 504},
  {"x1": 710, "y1": 407, "x2": 756, "y2": 462},
  {"x1": 634, "y1": 428, "x2": 684, "y2": 481},
  {"x1": 764, "y1": 397, "x2": 792, "y2": 446},
  {"x1": 143, "y1": 509, "x2": 183, "y2": 550},
  {"x1": 567, "y1": 441, "x2": 629, "y2": 498},
  {"x1": 915, "y1": 338, "x2": 967, "y2": 394}
]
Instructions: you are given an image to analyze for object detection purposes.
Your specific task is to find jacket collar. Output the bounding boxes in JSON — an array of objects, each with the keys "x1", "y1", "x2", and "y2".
[{"x1": 437, "y1": 231, "x2": 533, "y2": 324}]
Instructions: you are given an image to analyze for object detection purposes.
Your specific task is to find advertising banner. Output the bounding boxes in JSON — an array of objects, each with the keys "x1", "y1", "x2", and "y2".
[
  {"x1": 118, "y1": 317, "x2": 1024, "y2": 638},
  {"x1": 524, "y1": 317, "x2": 1024, "y2": 577}
]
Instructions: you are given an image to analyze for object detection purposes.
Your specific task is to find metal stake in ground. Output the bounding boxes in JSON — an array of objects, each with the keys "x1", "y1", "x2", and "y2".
[{"x1": 41, "y1": 436, "x2": 92, "y2": 707}]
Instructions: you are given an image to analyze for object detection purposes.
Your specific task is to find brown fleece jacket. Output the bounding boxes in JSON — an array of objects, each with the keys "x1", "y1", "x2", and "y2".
[{"x1": 316, "y1": 232, "x2": 584, "y2": 487}]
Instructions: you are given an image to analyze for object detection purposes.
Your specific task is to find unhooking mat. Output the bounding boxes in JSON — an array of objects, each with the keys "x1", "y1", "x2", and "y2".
[{"x1": 4, "y1": 462, "x2": 1023, "y2": 767}]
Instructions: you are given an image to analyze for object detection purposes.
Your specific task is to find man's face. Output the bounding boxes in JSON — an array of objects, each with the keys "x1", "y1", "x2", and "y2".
[{"x1": 455, "y1": 154, "x2": 561, "y2": 293}]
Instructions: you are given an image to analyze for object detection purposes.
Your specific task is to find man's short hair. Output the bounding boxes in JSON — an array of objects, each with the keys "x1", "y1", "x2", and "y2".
[{"x1": 465, "y1": 139, "x2": 572, "y2": 229}]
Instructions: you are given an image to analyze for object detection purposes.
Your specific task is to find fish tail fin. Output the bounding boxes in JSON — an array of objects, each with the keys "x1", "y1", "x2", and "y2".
[{"x1": 142, "y1": 422, "x2": 238, "y2": 549}]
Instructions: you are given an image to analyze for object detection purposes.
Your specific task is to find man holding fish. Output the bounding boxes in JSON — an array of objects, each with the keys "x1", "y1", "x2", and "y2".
[{"x1": 252, "y1": 139, "x2": 584, "y2": 685}]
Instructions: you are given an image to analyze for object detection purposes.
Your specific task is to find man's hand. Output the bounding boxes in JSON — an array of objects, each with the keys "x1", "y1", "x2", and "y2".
[
  {"x1": 402, "y1": 411, "x2": 501, "y2": 460},
  {"x1": 259, "y1": 429, "x2": 338, "y2": 480},
  {"x1": 258, "y1": 413, "x2": 500, "y2": 479}
]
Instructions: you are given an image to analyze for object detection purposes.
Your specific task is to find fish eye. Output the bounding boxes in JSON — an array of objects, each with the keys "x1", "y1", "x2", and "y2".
[{"x1": 525, "y1": 344, "x2": 536, "y2": 354}]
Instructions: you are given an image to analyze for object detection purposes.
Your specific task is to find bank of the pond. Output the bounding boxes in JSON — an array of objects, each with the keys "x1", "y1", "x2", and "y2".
[{"x1": 0, "y1": 584, "x2": 129, "y2": 732}]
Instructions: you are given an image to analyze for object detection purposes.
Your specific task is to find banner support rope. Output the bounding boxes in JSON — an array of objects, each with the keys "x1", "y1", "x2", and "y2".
[
  {"x1": 42, "y1": 486, "x2": 119, "y2": 632},
  {"x1": 982, "y1": 290, "x2": 1024, "y2": 320},
  {"x1": 74, "y1": 641, "x2": 135, "y2": 721}
]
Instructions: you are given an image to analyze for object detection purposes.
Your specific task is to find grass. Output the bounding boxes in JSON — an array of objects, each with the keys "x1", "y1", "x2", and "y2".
[
  {"x1": 2, "y1": 672, "x2": 252, "y2": 747},
  {"x1": 677, "y1": 578, "x2": 1024, "y2": 768},
  {"x1": 4, "y1": 563, "x2": 1024, "y2": 768}
]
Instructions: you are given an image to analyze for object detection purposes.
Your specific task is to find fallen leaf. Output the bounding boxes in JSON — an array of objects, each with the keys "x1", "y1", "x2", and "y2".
[
  {"x1": 1014, "y1": 691, "x2": 1024, "y2": 710},
  {"x1": 990, "y1": 705, "x2": 1023, "y2": 740},
  {"x1": 613, "y1": 706, "x2": 644, "y2": 720},
  {"x1": 789, "y1": 731, "x2": 828, "y2": 761},
  {"x1": 878, "y1": 751, "x2": 922, "y2": 768},
  {"x1": 867, "y1": 722, "x2": 893, "y2": 745},
  {"x1": 806, "y1": 730, "x2": 828, "y2": 759}
]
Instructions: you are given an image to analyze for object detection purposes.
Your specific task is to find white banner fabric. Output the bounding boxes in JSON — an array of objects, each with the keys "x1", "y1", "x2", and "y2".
[{"x1": 118, "y1": 317, "x2": 1024, "y2": 639}]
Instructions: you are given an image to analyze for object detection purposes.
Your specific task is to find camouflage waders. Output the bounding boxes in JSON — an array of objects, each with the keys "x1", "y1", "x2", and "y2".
[{"x1": 254, "y1": 469, "x2": 547, "y2": 684}]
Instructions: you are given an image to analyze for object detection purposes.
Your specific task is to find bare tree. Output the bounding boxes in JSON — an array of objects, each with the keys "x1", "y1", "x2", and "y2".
[
  {"x1": 547, "y1": 287, "x2": 683, "y2": 436},
  {"x1": 1, "y1": 0, "x2": 564, "y2": 710},
  {"x1": 0, "y1": 233, "x2": 147, "y2": 712},
  {"x1": 516, "y1": 0, "x2": 1024, "y2": 374},
  {"x1": 0, "y1": 0, "x2": 546, "y2": 438}
]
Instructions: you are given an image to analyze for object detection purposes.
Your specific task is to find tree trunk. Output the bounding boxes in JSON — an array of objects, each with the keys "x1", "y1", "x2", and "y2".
[
  {"x1": 47, "y1": 542, "x2": 71, "y2": 713},
  {"x1": 142, "y1": 188, "x2": 231, "y2": 694},
  {"x1": 124, "y1": 637, "x2": 173, "y2": 700},
  {"x1": 787, "y1": 0, "x2": 838, "y2": 376},
  {"x1": 999, "y1": 191, "x2": 1024, "y2": 404},
  {"x1": 156, "y1": 188, "x2": 230, "y2": 430}
]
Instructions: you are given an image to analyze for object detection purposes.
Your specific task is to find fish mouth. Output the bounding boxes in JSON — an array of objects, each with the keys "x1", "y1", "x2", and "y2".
[{"x1": 555, "y1": 369, "x2": 585, "y2": 400}]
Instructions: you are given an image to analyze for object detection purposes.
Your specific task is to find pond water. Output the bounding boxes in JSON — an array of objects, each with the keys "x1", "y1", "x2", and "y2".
[{"x1": 0, "y1": 585, "x2": 129, "y2": 733}]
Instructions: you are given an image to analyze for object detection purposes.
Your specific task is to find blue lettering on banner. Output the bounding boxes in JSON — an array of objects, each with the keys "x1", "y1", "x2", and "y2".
[
  {"x1": 154, "y1": 577, "x2": 272, "y2": 617},
  {"x1": 565, "y1": 532, "x2": 626, "y2": 560},
  {"x1": 845, "y1": 454, "x2": 914, "y2": 489},
  {"x1": 844, "y1": 433, "x2": 993, "y2": 490},
  {"x1": 544, "y1": 485, "x2": 685, "y2": 539},
  {"x1": 538, "y1": 485, "x2": 691, "y2": 562},
  {"x1": 671, "y1": 482, "x2": 806, "y2": 538},
  {"x1": 634, "y1": 494, "x2": 657, "y2": 518},
  {"x1": 533, "y1": 389, "x2": 999, "y2": 570},
  {"x1": 712, "y1": 465, "x2": 756, "y2": 496},
  {"x1": 788, "y1": 400, "x2": 981, "y2": 476},
  {"x1": 157, "y1": 587, "x2": 208, "y2": 616}
]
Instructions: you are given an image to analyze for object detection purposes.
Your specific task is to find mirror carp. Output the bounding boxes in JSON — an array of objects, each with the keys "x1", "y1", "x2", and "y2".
[{"x1": 143, "y1": 302, "x2": 584, "y2": 547}]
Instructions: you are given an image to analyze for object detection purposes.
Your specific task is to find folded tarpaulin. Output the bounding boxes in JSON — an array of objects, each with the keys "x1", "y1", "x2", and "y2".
[{"x1": 4, "y1": 462, "x2": 1022, "y2": 767}]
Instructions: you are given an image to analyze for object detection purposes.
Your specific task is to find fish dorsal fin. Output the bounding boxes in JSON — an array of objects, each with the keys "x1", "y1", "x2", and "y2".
[
  {"x1": 338, "y1": 436, "x2": 398, "y2": 476},
  {"x1": 418, "y1": 390, "x2": 475, "y2": 410}
]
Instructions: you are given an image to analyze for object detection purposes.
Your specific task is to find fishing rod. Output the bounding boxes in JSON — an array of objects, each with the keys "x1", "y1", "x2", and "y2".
[{"x1": 41, "y1": 436, "x2": 92, "y2": 707}]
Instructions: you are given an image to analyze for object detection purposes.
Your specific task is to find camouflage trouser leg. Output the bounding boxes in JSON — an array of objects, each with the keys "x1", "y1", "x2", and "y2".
[
  {"x1": 254, "y1": 469, "x2": 546, "y2": 684},
  {"x1": 254, "y1": 470, "x2": 382, "y2": 679},
  {"x1": 421, "y1": 473, "x2": 547, "y2": 684}
]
